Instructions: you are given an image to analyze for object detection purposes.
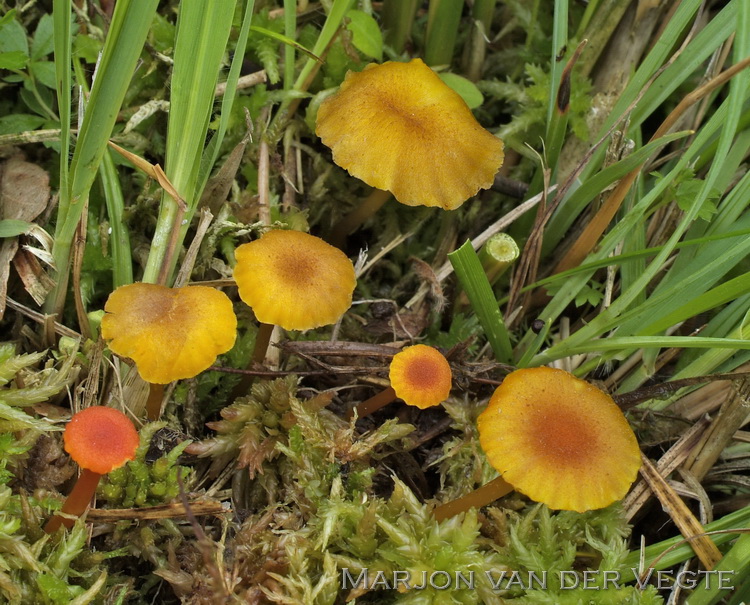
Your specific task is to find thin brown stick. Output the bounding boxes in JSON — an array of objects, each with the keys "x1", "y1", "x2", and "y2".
[
  {"x1": 685, "y1": 378, "x2": 750, "y2": 480},
  {"x1": 252, "y1": 322, "x2": 275, "y2": 366},
  {"x1": 6, "y1": 297, "x2": 80, "y2": 339},
  {"x1": 85, "y1": 499, "x2": 227, "y2": 521},
  {"x1": 71, "y1": 203, "x2": 91, "y2": 340},
  {"x1": 257, "y1": 133, "x2": 272, "y2": 226},
  {"x1": 174, "y1": 208, "x2": 213, "y2": 288},
  {"x1": 622, "y1": 416, "x2": 709, "y2": 521},
  {"x1": 638, "y1": 454, "x2": 722, "y2": 570}
]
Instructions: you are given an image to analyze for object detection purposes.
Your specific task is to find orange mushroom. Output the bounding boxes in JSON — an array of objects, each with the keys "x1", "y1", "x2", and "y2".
[
  {"x1": 434, "y1": 367, "x2": 641, "y2": 520},
  {"x1": 316, "y1": 58, "x2": 504, "y2": 242},
  {"x1": 44, "y1": 406, "x2": 139, "y2": 533},
  {"x1": 233, "y1": 229, "x2": 356, "y2": 366},
  {"x1": 350, "y1": 344, "x2": 452, "y2": 419},
  {"x1": 101, "y1": 283, "x2": 237, "y2": 420}
]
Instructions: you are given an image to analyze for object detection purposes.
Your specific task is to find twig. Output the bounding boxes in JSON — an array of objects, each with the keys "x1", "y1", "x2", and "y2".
[
  {"x1": 85, "y1": 499, "x2": 227, "y2": 521},
  {"x1": 638, "y1": 454, "x2": 723, "y2": 570}
]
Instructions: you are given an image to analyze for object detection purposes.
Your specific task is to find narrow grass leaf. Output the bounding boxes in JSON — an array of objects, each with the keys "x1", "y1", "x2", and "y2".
[
  {"x1": 48, "y1": 0, "x2": 158, "y2": 314},
  {"x1": 250, "y1": 26, "x2": 321, "y2": 62},
  {"x1": 52, "y1": 0, "x2": 71, "y2": 213},
  {"x1": 449, "y1": 240, "x2": 513, "y2": 364},
  {"x1": 425, "y1": 0, "x2": 463, "y2": 67},
  {"x1": 143, "y1": 0, "x2": 236, "y2": 284},
  {"x1": 619, "y1": 506, "x2": 750, "y2": 584}
]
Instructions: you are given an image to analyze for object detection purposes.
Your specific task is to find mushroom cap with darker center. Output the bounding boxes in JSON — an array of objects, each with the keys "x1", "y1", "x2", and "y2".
[
  {"x1": 64, "y1": 406, "x2": 139, "y2": 475},
  {"x1": 478, "y1": 367, "x2": 641, "y2": 512},
  {"x1": 389, "y1": 344, "x2": 452, "y2": 409},
  {"x1": 316, "y1": 58, "x2": 504, "y2": 210},
  {"x1": 233, "y1": 230, "x2": 356, "y2": 331},
  {"x1": 101, "y1": 283, "x2": 237, "y2": 384}
]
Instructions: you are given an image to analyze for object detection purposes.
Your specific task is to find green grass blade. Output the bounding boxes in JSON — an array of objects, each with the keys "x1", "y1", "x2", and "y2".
[
  {"x1": 382, "y1": 0, "x2": 419, "y2": 55},
  {"x1": 199, "y1": 0, "x2": 255, "y2": 195},
  {"x1": 448, "y1": 240, "x2": 513, "y2": 364},
  {"x1": 543, "y1": 0, "x2": 569, "y2": 178},
  {"x1": 99, "y1": 150, "x2": 133, "y2": 287},
  {"x1": 538, "y1": 336, "x2": 750, "y2": 362},
  {"x1": 530, "y1": 77, "x2": 749, "y2": 365},
  {"x1": 142, "y1": 0, "x2": 236, "y2": 284},
  {"x1": 52, "y1": 0, "x2": 71, "y2": 213},
  {"x1": 543, "y1": 130, "x2": 691, "y2": 252},
  {"x1": 424, "y1": 0, "x2": 463, "y2": 67},
  {"x1": 270, "y1": 0, "x2": 355, "y2": 133},
  {"x1": 686, "y1": 530, "x2": 750, "y2": 605},
  {"x1": 47, "y1": 0, "x2": 158, "y2": 314},
  {"x1": 71, "y1": 56, "x2": 132, "y2": 289},
  {"x1": 283, "y1": 0, "x2": 296, "y2": 89},
  {"x1": 517, "y1": 227, "x2": 750, "y2": 301},
  {"x1": 619, "y1": 506, "x2": 750, "y2": 584},
  {"x1": 250, "y1": 25, "x2": 319, "y2": 62},
  {"x1": 292, "y1": 0, "x2": 355, "y2": 94}
]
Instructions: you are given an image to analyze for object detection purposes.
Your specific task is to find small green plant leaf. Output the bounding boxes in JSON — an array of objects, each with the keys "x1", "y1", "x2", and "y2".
[
  {"x1": 346, "y1": 9, "x2": 383, "y2": 61},
  {"x1": 31, "y1": 13, "x2": 54, "y2": 60},
  {"x1": 72, "y1": 33, "x2": 102, "y2": 64},
  {"x1": 36, "y1": 573, "x2": 75, "y2": 604},
  {"x1": 439, "y1": 72, "x2": 485, "y2": 109},
  {"x1": 0, "y1": 113, "x2": 46, "y2": 135},
  {"x1": 0, "y1": 219, "x2": 34, "y2": 238},
  {"x1": 0, "y1": 10, "x2": 16, "y2": 28},
  {"x1": 0, "y1": 50, "x2": 28, "y2": 69},
  {"x1": 0, "y1": 17, "x2": 28, "y2": 57},
  {"x1": 30, "y1": 60, "x2": 56, "y2": 88},
  {"x1": 674, "y1": 179, "x2": 720, "y2": 221}
]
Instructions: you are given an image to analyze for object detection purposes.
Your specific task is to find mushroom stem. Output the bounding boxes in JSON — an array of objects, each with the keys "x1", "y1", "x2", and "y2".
[
  {"x1": 44, "y1": 468, "x2": 103, "y2": 533},
  {"x1": 231, "y1": 322, "x2": 277, "y2": 400},
  {"x1": 252, "y1": 322, "x2": 276, "y2": 365},
  {"x1": 330, "y1": 188, "x2": 392, "y2": 248},
  {"x1": 348, "y1": 386, "x2": 397, "y2": 420},
  {"x1": 146, "y1": 383, "x2": 165, "y2": 421},
  {"x1": 432, "y1": 476, "x2": 515, "y2": 522}
]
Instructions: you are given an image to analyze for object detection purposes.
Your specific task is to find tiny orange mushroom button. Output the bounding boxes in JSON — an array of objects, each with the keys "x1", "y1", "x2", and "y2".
[
  {"x1": 478, "y1": 367, "x2": 642, "y2": 513},
  {"x1": 64, "y1": 406, "x2": 140, "y2": 475},
  {"x1": 44, "y1": 406, "x2": 140, "y2": 533},
  {"x1": 389, "y1": 344, "x2": 452, "y2": 409},
  {"x1": 316, "y1": 58, "x2": 505, "y2": 210},
  {"x1": 101, "y1": 283, "x2": 237, "y2": 384}
]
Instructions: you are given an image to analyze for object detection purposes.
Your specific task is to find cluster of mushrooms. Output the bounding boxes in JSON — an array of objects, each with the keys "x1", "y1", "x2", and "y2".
[{"x1": 45, "y1": 59, "x2": 641, "y2": 534}]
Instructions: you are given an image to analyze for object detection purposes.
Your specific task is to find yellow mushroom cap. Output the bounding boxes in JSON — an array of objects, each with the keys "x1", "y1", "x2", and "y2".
[
  {"x1": 101, "y1": 283, "x2": 237, "y2": 384},
  {"x1": 233, "y1": 230, "x2": 356, "y2": 331},
  {"x1": 478, "y1": 367, "x2": 642, "y2": 513},
  {"x1": 316, "y1": 58, "x2": 504, "y2": 210},
  {"x1": 389, "y1": 345, "x2": 452, "y2": 409}
]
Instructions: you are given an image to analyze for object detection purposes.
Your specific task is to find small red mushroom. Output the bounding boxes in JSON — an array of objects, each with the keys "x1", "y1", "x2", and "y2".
[{"x1": 44, "y1": 406, "x2": 139, "y2": 533}]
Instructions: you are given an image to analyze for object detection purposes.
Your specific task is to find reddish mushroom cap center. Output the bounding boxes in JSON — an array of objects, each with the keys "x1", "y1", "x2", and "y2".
[
  {"x1": 277, "y1": 255, "x2": 315, "y2": 285},
  {"x1": 526, "y1": 402, "x2": 598, "y2": 467},
  {"x1": 404, "y1": 357, "x2": 444, "y2": 390}
]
